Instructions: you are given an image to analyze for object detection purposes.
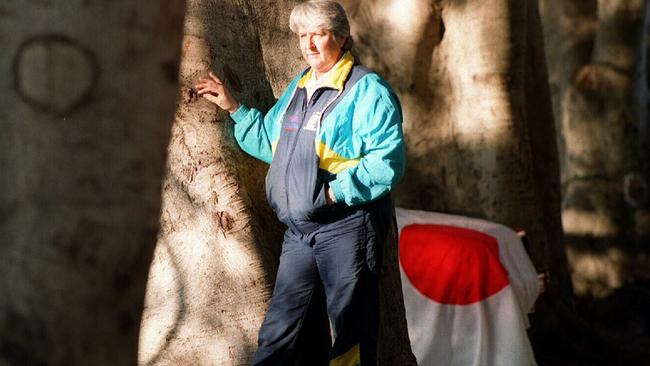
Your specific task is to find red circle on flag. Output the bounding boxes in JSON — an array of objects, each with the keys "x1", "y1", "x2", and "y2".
[{"x1": 399, "y1": 224, "x2": 510, "y2": 305}]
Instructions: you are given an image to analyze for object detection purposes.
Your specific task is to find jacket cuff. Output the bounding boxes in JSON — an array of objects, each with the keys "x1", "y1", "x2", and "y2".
[
  {"x1": 229, "y1": 104, "x2": 248, "y2": 123},
  {"x1": 328, "y1": 179, "x2": 346, "y2": 204}
]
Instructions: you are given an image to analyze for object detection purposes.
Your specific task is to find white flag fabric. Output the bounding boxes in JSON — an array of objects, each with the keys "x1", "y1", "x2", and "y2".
[{"x1": 395, "y1": 208, "x2": 540, "y2": 366}]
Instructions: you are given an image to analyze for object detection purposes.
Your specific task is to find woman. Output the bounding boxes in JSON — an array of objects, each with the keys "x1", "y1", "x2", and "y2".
[{"x1": 196, "y1": 1, "x2": 405, "y2": 364}]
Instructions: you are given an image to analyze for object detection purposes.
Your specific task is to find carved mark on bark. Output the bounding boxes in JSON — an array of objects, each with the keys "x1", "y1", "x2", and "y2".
[
  {"x1": 210, "y1": 191, "x2": 219, "y2": 206},
  {"x1": 185, "y1": 86, "x2": 199, "y2": 104},
  {"x1": 13, "y1": 34, "x2": 98, "y2": 116},
  {"x1": 214, "y1": 211, "x2": 235, "y2": 236},
  {"x1": 573, "y1": 62, "x2": 632, "y2": 94},
  {"x1": 624, "y1": 172, "x2": 647, "y2": 207}
]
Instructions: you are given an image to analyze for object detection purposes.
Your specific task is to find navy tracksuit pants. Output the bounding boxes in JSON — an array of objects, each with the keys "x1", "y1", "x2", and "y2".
[{"x1": 252, "y1": 196, "x2": 392, "y2": 366}]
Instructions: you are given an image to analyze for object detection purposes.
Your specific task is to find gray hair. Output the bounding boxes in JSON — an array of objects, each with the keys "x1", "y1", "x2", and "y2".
[{"x1": 289, "y1": 1, "x2": 353, "y2": 51}]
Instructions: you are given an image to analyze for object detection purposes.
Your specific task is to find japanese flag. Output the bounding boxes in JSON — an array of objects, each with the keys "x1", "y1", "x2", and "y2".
[{"x1": 395, "y1": 208, "x2": 540, "y2": 366}]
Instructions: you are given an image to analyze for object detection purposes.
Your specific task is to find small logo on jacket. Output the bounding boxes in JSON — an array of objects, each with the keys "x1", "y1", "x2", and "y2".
[
  {"x1": 284, "y1": 115, "x2": 301, "y2": 131},
  {"x1": 303, "y1": 112, "x2": 321, "y2": 132}
]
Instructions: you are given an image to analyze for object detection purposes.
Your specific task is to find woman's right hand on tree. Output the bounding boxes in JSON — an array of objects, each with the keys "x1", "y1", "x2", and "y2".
[{"x1": 195, "y1": 71, "x2": 240, "y2": 113}]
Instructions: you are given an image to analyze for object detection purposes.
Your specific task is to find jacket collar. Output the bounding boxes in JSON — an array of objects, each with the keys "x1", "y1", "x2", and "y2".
[{"x1": 297, "y1": 51, "x2": 354, "y2": 90}]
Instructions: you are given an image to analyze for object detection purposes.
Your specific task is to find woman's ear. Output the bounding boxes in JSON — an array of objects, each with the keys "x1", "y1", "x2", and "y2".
[{"x1": 337, "y1": 35, "x2": 348, "y2": 49}]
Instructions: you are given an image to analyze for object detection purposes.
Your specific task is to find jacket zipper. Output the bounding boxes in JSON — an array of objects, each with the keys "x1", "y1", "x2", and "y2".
[
  {"x1": 284, "y1": 90, "x2": 311, "y2": 231},
  {"x1": 283, "y1": 86, "x2": 341, "y2": 230}
]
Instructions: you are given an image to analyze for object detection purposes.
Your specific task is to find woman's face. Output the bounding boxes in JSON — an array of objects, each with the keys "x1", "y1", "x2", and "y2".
[{"x1": 298, "y1": 28, "x2": 345, "y2": 75}]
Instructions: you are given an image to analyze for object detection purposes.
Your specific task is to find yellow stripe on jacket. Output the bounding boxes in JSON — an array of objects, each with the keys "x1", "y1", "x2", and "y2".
[
  {"x1": 316, "y1": 141, "x2": 360, "y2": 174},
  {"x1": 271, "y1": 140, "x2": 278, "y2": 157}
]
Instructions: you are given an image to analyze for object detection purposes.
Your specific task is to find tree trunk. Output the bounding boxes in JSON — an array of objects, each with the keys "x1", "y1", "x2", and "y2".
[
  {"x1": 541, "y1": 0, "x2": 650, "y2": 360},
  {"x1": 0, "y1": 2, "x2": 185, "y2": 365},
  {"x1": 139, "y1": 1, "x2": 284, "y2": 365},
  {"x1": 141, "y1": 0, "x2": 416, "y2": 364},
  {"x1": 341, "y1": 0, "x2": 572, "y2": 341},
  {"x1": 542, "y1": 0, "x2": 650, "y2": 297}
]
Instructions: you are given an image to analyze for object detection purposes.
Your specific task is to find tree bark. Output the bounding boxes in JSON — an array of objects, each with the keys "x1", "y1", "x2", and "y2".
[
  {"x1": 139, "y1": 1, "x2": 284, "y2": 365},
  {"x1": 140, "y1": 0, "x2": 579, "y2": 363},
  {"x1": 342, "y1": 0, "x2": 572, "y2": 341},
  {"x1": 540, "y1": 0, "x2": 650, "y2": 361},
  {"x1": 542, "y1": 0, "x2": 650, "y2": 297},
  {"x1": 141, "y1": 0, "x2": 416, "y2": 364},
  {"x1": 0, "y1": 2, "x2": 185, "y2": 365}
]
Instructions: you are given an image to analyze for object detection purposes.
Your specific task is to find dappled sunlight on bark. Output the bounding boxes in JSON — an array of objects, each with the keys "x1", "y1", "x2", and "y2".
[
  {"x1": 542, "y1": 3, "x2": 650, "y2": 329},
  {"x1": 0, "y1": 2, "x2": 185, "y2": 365},
  {"x1": 562, "y1": 208, "x2": 618, "y2": 237},
  {"x1": 343, "y1": 0, "x2": 573, "y2": 360},
  {"x1": 566, "y1": 246, "x2": 626, "y2": 297},
  {"x1": 138, "y1": 1, "x2": 283, "y2": 364}
]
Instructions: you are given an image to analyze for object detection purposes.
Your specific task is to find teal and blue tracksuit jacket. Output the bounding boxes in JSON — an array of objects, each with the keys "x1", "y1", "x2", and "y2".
[
  {"x1": 230, "y1": 51, "x2": 405, "y2": 365},
  {"x1": 230, "y1": 51, "x2": 405, "y2": 232}
]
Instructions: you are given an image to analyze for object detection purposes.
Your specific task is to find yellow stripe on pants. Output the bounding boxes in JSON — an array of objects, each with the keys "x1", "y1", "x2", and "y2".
[{"x1": 330, "y1": 344, "x2": 360, "y2": 366}]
